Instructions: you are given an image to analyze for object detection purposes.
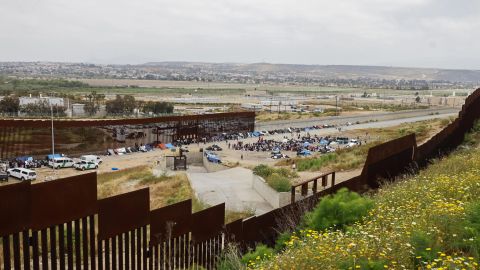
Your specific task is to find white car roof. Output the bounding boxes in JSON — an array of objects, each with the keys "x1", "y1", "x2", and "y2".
[{"x1": 19, "y1": 168, "x2": 35, "y2": 173}]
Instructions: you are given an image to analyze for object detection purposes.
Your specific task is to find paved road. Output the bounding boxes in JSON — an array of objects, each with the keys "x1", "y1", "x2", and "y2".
[
  {"x1": 256, "y1": 107, "x2": 459, "y2": 130},
  {"x1": 188, "y1": 167, "x2": 273, "y2": 215}
]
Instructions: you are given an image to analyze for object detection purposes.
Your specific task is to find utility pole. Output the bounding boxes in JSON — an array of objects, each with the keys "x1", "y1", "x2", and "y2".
[{"x1": 50, "y1": 104, "x2": 56, "y2": 180}]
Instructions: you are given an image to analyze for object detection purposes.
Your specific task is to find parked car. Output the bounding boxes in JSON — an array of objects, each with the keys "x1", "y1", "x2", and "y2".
[
  {"x1": 271, "y1": 153, "x2": 290, "y2": 159},
  {"x1": 205, "y1": 152, "x2": 221, "y2": 163},
  {"x1": 0, "y1": 171, "x2": 8, "y2": 181},
  {"x1": 80, "y1": 155, "x2": 103, "y2": 164},
  {"x1": 296, "y1": 149, "x2": 312, "y2": 156},
  {"x1": 48, "y1": 157, "x2": 74, "y2": 169},
  {"x1": 206, "y1": 144, "x2": 223, "y2": 151},
  {"x1": 6, "y1": 168, "x2": 37, "y2": 181},
  {"x1": 74, "y1": 160, "x2": 99, "y2": 171},
  {"x1": 271, "y1": 148, "x2": 281, "y2": 155}
]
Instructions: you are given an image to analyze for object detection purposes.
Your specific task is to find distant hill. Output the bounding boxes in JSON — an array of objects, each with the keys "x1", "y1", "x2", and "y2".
[{"x1": 143, "y1": 62, "x2": 480, "y2": 82}]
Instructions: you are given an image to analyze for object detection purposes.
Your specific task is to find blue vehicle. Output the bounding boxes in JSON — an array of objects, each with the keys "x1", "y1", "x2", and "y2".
[
  {"x1": 296, "y1": 149, "x2": 312, "y2": 156},
  {"x1": 205, "y1": 152, "x2": 221, "y2": 163}
]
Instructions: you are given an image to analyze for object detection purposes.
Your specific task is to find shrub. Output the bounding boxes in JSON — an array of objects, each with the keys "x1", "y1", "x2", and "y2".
[
  {"x1": 241, "y1": 244, "x2": 274, "y2": 265},
  {"x1": 460, "y1": 201, "x2": 480, "y2": 258},
  {"x1": 338, "y1": 257, "x2": 388, "y2": 270},
  {"x1": 267, "y1": 173, "x2": 291, "y2": 192},
  {"x1": 307, "y1": 188, "x2": 374, "y2": 231},
  {"x1": 216, "y1": 243, "x2": 245, "y2": 270},
  {"x1": 253, "y1": 164, "x2": 274, "y2": 179},
  {"x1": 253, "y1": 165, "x2": 295, "y2": 192},
  {"x1": 274, "y1": 231, "x2": 293, "y2": 252},
  {"x1": 411, "y1": 231, "x2": 439, "y2": 266}
]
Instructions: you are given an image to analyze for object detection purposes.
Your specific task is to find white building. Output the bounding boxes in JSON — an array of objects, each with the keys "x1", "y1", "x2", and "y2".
[
  {"x1": 71, "y1": 103, "x2": 86, "y2": 117},
  {"x1": 19, "y1": 96, "x2": 65, "y2": 107}
]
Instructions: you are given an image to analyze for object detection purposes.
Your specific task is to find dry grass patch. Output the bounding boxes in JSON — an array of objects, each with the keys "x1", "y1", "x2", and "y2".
[
  {"x1": 225, "y1": 208, "x2": 256, "y2": 224},
  {"x1": 97, "y1": 166, "x2": 192, "y2": 209}
]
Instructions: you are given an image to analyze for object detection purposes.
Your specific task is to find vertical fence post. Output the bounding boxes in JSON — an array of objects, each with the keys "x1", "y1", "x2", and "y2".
[
  {"x1": 312, "y1": 179, "x2": 318, "y2": 194},
  {"x1": 331, "y1": 172, "x2": 336, "y2": 186},
  {"x1": 290, "y1": 186, "x2": 296, "y2": 204}
]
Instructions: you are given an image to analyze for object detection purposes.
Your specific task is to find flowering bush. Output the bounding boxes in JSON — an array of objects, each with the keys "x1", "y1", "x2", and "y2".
[
  {"x1": 253, "y1": 143, "x2": 480, "y2": 269},
  {"x1": 307, "y1": 188, "x2": 374, "y2": 231}
]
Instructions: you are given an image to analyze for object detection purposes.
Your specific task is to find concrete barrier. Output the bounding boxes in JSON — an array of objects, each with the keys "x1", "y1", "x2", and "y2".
[
  {"x1": 252, "y1": 174, "x2": 304, "y2": 208},
  {"x1": 203, "y1": 155, "x2": 230, "y2": 173},
  {"x1": 186, "y1": 151, "x2": 203, "y2": 165}
]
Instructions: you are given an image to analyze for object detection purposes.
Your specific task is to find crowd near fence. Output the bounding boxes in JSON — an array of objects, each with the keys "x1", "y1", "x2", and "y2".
[{"x1": 1, "y1": 88, "x2": 480, "y2": 269}]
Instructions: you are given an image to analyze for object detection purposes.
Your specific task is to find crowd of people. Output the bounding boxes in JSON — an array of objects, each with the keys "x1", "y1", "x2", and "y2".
[
  {"x1": 227, "y1": 133, "x2": 360, "y2": 153},
  {"x1": 173, "y1": 123, "x2": 347, "y2": 146},
  {"x1": 0, "y1": 158, "x2": 44, "y2": 172}
]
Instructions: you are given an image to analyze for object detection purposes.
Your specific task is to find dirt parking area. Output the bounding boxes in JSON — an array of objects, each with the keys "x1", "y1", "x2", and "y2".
[{"x1": 1, "y1": 149, "x2": 169, "y2": 184}]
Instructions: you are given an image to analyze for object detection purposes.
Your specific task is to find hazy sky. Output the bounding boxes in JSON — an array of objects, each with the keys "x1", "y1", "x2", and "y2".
[{"x1": 1, "y1": 0, "x2": 479, "y2": 69}]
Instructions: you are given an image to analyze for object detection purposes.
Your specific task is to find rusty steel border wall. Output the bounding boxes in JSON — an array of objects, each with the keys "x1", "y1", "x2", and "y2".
[
  {"x1": 0, "y1": 111, "x2": 256, "y2": 160},
  {"x1": 1, "y1": 88, "x2": 480, "y2": 269}
]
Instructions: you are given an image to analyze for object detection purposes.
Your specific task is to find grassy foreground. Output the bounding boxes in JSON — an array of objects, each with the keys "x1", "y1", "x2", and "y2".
[{"x1": 251, "y1": 133, "x2": 480, "y2": 269}]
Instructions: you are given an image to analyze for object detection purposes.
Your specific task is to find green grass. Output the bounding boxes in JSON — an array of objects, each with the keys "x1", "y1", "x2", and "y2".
[{"x1": 253, "y1": 165, "x2": 298, "y2": 192}]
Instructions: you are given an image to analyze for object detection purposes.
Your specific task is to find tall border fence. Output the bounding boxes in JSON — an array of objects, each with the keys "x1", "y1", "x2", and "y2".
[
  {"x1": 1, "y1": 88, "x2": 479, "y2": 269},
  {"x1": 0, "y1": 111, "x2": 255, "y2": 160}
]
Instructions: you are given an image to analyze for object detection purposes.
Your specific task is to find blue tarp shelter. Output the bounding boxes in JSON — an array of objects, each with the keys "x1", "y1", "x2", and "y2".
[{"x1": 47, "y1": 154, "x2": 63, "y2": 160}]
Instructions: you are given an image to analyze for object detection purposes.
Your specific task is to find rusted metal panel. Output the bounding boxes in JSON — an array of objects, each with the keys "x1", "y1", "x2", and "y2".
[
  {"x1": 241, "y1": 216, "x2": 258, "y2": 248},
  {"x1": 149, "y1": 199, "x2": 192, "y2": 245},
  {"x1": 98, "y1": 188, "x2": 150, "y2": 240},
  {"x1": 224, "y1": 219, "x2": 243, "y2": 244},
  {"x1": 0, "y1": 182, "x2": 30, "y2": 236},
  {"x1": 191, "y1": 203, "x2": 225, "y2": 244},
  {"x1": 0, "y1": 111, "x2": 255, "y2": 128},
  {"x1": 362, "y1": 133, "x2": 416, "y2": 169},
  {"x1": 361, "y1": 134, "x2": 416, "y2": 189},
  {"x1": 29, "y1": 173, "x2": 97, "y2": 231},
  {"x1": 255, "y1": 210, "x2": 281, "y2": 247},
  {"x1": 0, "y1": 111, "x2": 256, "y2": 160}
]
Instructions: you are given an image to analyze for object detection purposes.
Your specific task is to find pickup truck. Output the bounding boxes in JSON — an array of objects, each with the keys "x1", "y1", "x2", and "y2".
[{"x1": 73, "y1": 160, "x2": 99, "y2": 171}]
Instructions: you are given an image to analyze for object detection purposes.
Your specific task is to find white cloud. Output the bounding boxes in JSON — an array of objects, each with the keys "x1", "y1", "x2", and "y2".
[{"x1": 0, "y1": 0, "x2": 478, "y2": 69}]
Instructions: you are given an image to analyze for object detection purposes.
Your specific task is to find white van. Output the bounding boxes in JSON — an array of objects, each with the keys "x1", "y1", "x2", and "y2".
[
  {"x1": 80, "y1": 155, "x2": 103, "y2": 164},
  {"x1": 49, "y1": 157, "x2": 74, "y2": 169},
  {"x1": 7, "y1": 168, "x2": 37, "y2": 181}
]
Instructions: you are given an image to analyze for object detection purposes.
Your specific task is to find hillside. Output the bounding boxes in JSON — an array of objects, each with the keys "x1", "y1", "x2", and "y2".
[
  {"x1": 246, "y1": 127, "x2": 480, "y2": 269},
  {"x1": 143, "y1": 62, "x2": 480, "y2": 82}
]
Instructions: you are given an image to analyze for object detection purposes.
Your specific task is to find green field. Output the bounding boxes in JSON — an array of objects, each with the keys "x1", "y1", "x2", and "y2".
[{"x1": 0, "y1": 77, "x2": 470, "y2": 97}]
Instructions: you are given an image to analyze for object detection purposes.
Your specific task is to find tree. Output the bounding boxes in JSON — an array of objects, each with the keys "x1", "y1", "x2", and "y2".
[
  {"x1": 123, "y1": 95, "x2": 136, "y2": 114},
  {"x1": 84, "y1": 91, "x2": 106, "y2": 116},
  {"x1": 142, "y1": 101, "x2": 174, "y2": 115},
  {"x1": 0, "y1": 96, "x2": 20, "y2": 115},
  {"x1": 105, "y1": 95, "x2": 136, "y2": 115}
]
